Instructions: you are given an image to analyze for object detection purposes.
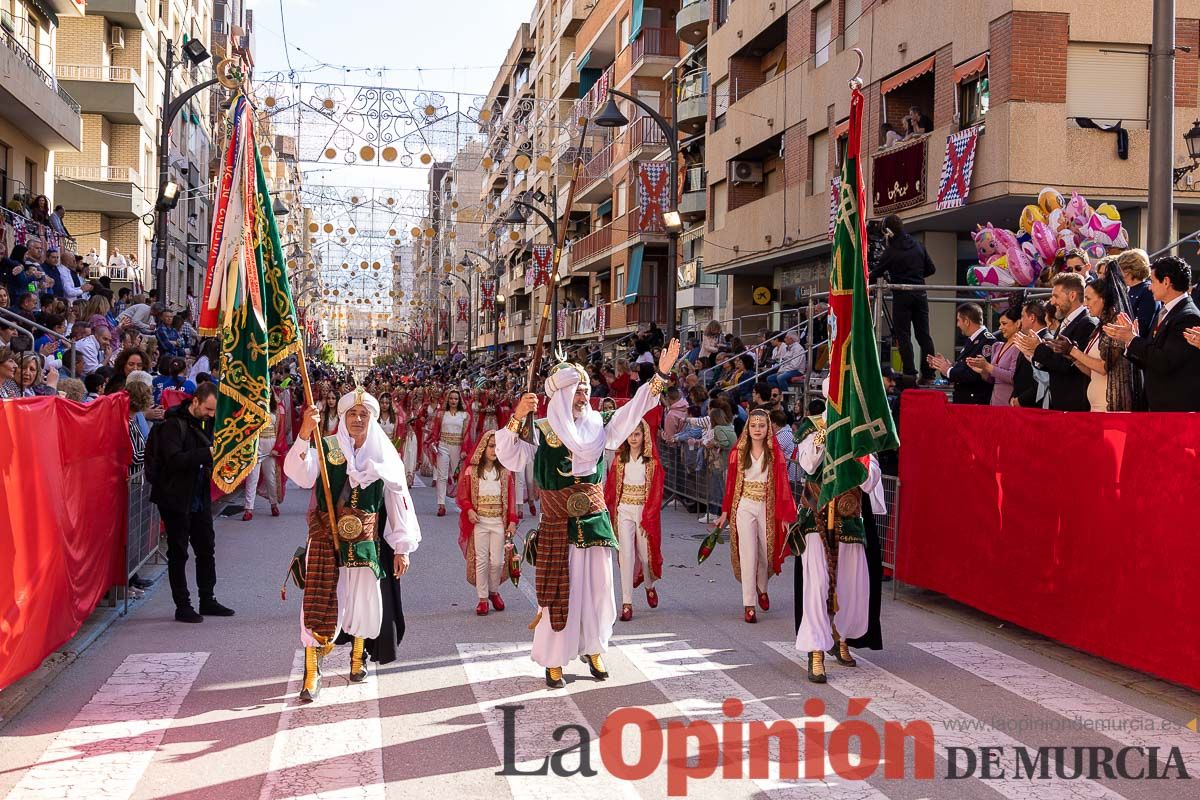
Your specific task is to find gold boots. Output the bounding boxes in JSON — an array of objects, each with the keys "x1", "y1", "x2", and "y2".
[
  {"x1": 545, "y1": 666, "x2": 565, "y2": 689},
  {"x1": 349, "y1": 637, "x2": 369, "y2": 683},
  {"x1": 807, "y1": 651, "x2": 827, "y2": 684},
  {"x1": 300, "y1": 646, "x2": 323, "y2": 702},
  {"x1": 580, "y1": 653, "x2": 608, "y2": 680},
  {"x1": 829, "y1": 626, "x2": 857, "y2": 667}
]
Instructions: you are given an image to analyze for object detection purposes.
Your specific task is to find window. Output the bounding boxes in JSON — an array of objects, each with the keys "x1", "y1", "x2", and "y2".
[
  {"x1": 814, "y1": 2, "x2": 833, "y2": 68},
  {"x1": 615, "y1": 180, "x2": 627, "y2": 217},
  {"x1": 835, "y1": 134, "x2": 849, "y2": 170},
  {"x1": 1067, "y1": 42, "x2": 1149, "y2": 127},
  {"x1": 959, "y1": 75, "x2": 989, "y2": 129},
  {"x1": 809, "y1": 132, "x2": 829, "y2": 196},
  {"x1": 619, "y1": 14, "x2": 630, "y2": 47},
  {"x1": 843, "y1": 0, "x2": 863, "y2": 47},
  {"x1": 25, "y1": 159, "x2": 36, "y2": 197},
  {"x1": 713, "y1": 77, "x2": 730, "y2": 131},
  {"x1": 711, "y1": 180, "x2": 728, "y2": 230}
]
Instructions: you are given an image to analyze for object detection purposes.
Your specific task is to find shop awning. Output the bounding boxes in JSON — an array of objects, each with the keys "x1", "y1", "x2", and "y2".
[
  {"x1": 955, "y1": 52, "x2": 989, "y2": 84},
  {"x1": 626, "y1": 244, "x2": 644, "y2": 305},
  {"x1": 881, "y1": 55, "x2": 936, "y2": 95}
]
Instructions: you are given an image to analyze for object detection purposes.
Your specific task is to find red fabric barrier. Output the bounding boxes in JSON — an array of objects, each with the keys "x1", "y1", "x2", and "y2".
[
  {"x1": 0, "y1": 394, "x2": 132, "y2": 691},
  {"x1": 897, "y1": 391, "x2": 1200, "y2": 690}
]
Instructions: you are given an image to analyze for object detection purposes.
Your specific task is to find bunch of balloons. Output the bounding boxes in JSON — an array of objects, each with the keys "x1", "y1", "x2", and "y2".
[{"x1": 967, "y1": 187, "x2": 1129, "y2": 288}]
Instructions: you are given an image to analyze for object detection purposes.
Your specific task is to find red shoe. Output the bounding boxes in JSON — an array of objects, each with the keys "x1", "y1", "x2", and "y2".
[
  {"x1": 475, "y1": 600, "x2": 489, "y2": 616},
  {"x1": 758, "y1": 592, "x2": 770, "y2": 611},
  {"x1": 744, "y1": 607, "x2": 757, "y2": 624},
  {"x1": 646, "y1": 588, "x2": 659, "y2": 609},
  {"x1": 437, "y1": 505, "x2": 446, "y2": 517},
  {"x1": 528, "y1": 500, "x2": 537, "y2": 515},
  {"x1": 489, "y1": 592, "x2": 505, "y2": 611},
  {"x1": 270, "y1": 504, "x2": 280, "y2": 517},
  {"x1": 619, "y1": 604, "x2": 633, "y2": 622},
  {"x1": 633, "y1": 573, "x2": 643, "y2": 589},
  {"x1": 242, "y1": 511, "x2": 253, "y2": 521}
]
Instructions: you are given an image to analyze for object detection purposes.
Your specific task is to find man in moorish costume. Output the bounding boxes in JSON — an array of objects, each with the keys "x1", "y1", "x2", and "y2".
[
  {"x1": 284, "y1": 388, "x2": 422, "y2": 701},
  {"x1": 792, "y1": 382, "x2": 884, "y2": 683},
  {"x1": 496, "y1": 340, "x2": 680, "y2": 688}
]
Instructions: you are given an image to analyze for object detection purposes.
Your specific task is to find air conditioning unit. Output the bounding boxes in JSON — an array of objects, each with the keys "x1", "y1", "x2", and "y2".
[
  {"x1": 110, "y1": 26, "x2": 126, "y2": 49},
  {"x1": 730, "y1": 160, "x2": 763, "y2": 184}
]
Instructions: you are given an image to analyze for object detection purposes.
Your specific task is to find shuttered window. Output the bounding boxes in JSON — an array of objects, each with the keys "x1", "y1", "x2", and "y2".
[
  {"x1": 814, "y1": 2, "x2": 833, "y2": 67},
  {"x1": 844, "y1": 0, "x2": 862, "y2": 47},
  {"x1": 1067, "y1": 42, "x2": 1149, "y2": 127}
]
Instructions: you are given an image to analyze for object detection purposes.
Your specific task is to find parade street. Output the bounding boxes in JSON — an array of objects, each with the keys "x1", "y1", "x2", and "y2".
[{"x1": 0, "y1": 480, "x2": 1195, "y2": 800}]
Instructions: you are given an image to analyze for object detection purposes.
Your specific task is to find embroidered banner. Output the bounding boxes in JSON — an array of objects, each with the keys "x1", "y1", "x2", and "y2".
[
  {"x1": 578, "y1": 307, "x2": 597, "y2": 335},
  {"x1": 524, "y1": 263, "x2": 535, "y2": 293},
  {"x1": 556, "y1": 307, "x2": 567, "y2": 338},
  {"x1": 828, "y1": 176, "x2": 841, "y2": 241},
  {"x1": 481, "y1": 277, "x2": 495, "y2": 311},
  {"x1": 456, "y1": 296, "x2": 469, "y2": 322},
  {"x1": 871, "y1": 136, "x2": 927, "y2": 214},
  {"x1": 636, "y1": 161, "x2": 671, "y2": 233},
  {"x1": 936, "y1": 125, "x2": 981, "y2": 210},
  {"x1": 597, "y1": 303, "x2": 608, "y2": 336},
  {"x1": 532, "y1": 244, "x2": 553, "y2": 288}
]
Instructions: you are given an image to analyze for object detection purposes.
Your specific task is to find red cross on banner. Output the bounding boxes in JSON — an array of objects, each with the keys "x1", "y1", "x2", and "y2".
[{"x1": 936, "y1": 125, "x2": 980, "y2": 210}]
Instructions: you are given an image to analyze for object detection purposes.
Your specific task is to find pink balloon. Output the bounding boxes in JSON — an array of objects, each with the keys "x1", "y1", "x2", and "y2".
[
  {"x1": 1005, "y1": 243, "x2": 1037, "y2": 286},
  {"x1": 1031, "y1": 221, "x2": 1059, "y2": 264}
]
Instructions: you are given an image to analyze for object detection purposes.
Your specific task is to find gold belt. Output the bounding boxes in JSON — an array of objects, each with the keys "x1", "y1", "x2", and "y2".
[
  {"x1": 477, "y1": 495, "x2": 502, "y2": 518},
  {"x1": 619, "y1": 484, "x2": 647, "y2": 505},
  {"x1": 743, "y1": 480, "x2": 768, "y2": 501},
  {"x1": 542, "y1": 482, "x2": 606, "y2": 519},
  {"x1": 442, "y1": 432, "x2": 463, "y2": 445}
]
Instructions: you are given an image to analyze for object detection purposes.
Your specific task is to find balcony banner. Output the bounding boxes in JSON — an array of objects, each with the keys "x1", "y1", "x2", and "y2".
[
  {"x1": 636, "y1": 162, "x2": 670, "y2": 233},
  {"x1": 827, "y1": 176, "x2": 841, "y2": 241},
  {"x1": 935, "y1": 124, "x2": 981, "y2": 210},
  {"x1": 871, "y1": 136, "x2": 926, "y2": 214},
  {"x1": 532, "y1": 244, "x2": 553, "y2": 288},
  {"x1": 524, "y1": 263, "x2": 535, "y2": 293},
  {"x1": 456, "y1": 296, "x2": 469, "y2": 322},
  {"x1": 557, "y1": 308, "x2": 567, "y2": 338},
  {"x1": 481, "y1": 277, "x2": 495, "y2": 311},
  {"x1": 579, "y1": 307, "x2": 597, "y2": 335},
  {"x1": 598, "y1": 303, "x2": 608, "y2": 336}
]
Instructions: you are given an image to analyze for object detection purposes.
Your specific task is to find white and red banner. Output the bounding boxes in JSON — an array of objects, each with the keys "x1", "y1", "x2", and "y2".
[
  {"x1": 636, "y1": 162, "x2": 670, "y2": 233},
  {"x1": 936, "y1": 125, "x2": 981, "y2": 210},
  {"x1": 456, "y1": 296, "x2": 468, "y2": 322},
  {"x1": 532, "y1": 244, "x2": 553, "y2": 289},
  {"x1": 597, "y1": 303, "x2": 608, "y2": 336}
]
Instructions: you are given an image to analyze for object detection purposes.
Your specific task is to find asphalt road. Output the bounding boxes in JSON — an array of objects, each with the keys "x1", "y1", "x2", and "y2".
[{"x1": 0, "y1": 476, "x2": 1196, "y2": 800}]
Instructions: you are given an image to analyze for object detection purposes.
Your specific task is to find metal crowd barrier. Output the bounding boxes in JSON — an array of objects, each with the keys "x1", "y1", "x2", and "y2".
[{"x1": 123, "y1": 468, "x2": 162, "y2": 612}]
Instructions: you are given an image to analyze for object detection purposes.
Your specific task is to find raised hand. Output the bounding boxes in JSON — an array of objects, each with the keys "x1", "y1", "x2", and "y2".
[{"x1": 657, "y1": 338, "x2": 682, "y2": 375}]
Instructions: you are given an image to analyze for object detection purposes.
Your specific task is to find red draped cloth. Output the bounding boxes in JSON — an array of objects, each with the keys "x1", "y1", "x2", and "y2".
[
  {"x1": 898, "y1": 391, "x2": 1200, "y2": 690},
  {"x1": 0, "y1": 394, "x2": 132, "y2": 690}
]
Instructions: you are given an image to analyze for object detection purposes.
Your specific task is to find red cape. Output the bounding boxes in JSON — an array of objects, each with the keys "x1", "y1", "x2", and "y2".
[
  {"x1": 456, "y1": 449, "x2": 518, "y2": 557},
  {"x1": 720, "y1": 434, "x2": 798, "y2": 574},
  {"x1": 604, "y1": 406, "x2": 664, "y2": 583}
]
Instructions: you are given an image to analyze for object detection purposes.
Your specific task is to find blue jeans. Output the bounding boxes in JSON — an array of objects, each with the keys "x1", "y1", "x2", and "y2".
[{"x1": 770, "y1": 370, "x2": 802, "y2": 391}]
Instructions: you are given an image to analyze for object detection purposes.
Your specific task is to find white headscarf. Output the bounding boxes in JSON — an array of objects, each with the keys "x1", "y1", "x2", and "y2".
[{"x1": 334, "y1": 389, "x2": 406, "y2": 489}]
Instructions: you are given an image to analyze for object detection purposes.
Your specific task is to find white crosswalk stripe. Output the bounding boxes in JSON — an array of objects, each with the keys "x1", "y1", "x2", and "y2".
[
  {"x1": 4, "y1": 652, "x2": 208, "y2": 800},
  {"x1": 766, "y1": 643, "x2": 1128, "y2": 800},
  {"x1": 911, "y1": 642, "x2": 1200, "y2": 773},
  {"x1": 258, "y1": 649, "x2": 385, "y2": 800},
  {"x1": 615, "y1": 637, "x2": 890, "y2": 799},
  {"x1": 456, "y1": 642, "x2": 641, "y2": 800}
]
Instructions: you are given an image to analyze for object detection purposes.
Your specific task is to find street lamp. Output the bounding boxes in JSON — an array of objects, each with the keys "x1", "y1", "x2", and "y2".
[
  {"x1": 272, "y1": 197, "x2": 290, "y2": 217},
  {"x1": 504, "y1": 193, "x2": 562, "y2": 351},
  {"x1": 592, "y1": 87, "x2": 681, "y2": 341},
  {"x1": 462, "y1": 248, "x2": 504, "y2": 358},
  {"x1": 1174, "y1": 120, "x2": 1200, "y2": 184}
]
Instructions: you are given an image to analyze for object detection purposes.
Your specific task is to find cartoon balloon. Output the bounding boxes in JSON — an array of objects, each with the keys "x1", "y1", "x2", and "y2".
[
  {"x1": 1079, "y1": 239, "x2": 1107, "y2": 261},
  {"x1": 1005, "y1": 243, "x2": 1038, "y2": 286},
  {"x1": 973, "y1": 224, "x2": 1002, "y2": 263},
  {"x1": 1019, "y1": 205, "x2": 1046, "y2": 234},
  {"x1": 1085, "y1": 211, "x2": 1124, "y2": 247},
  {"x1": 1031, "y1": 221, "x2": 1059, "y2": 264},
  {"x1": 1064, "y1": 192, "x2": 1093, "y2": 232},
  {"x1": 1038, "y1": 187, "x2": 1065, "y2": 215}
]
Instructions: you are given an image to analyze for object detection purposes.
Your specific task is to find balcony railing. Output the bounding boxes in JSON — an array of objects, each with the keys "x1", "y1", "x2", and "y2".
[
  {"x1": 629, "y1": 115, "x2": 668, "y2": 152},
  {"x1": 572, "y1": 224, "x2": 613, "y2": 264},
  {"x1": 624, "y1": 294, "x2": 661, "y2": 328},
  {"x1": 679, "y1": 68, "x2": 709, "y2": 102},
  {"x1": 2, "y1": 29, "x2": 81, "y2": 113},
  {"x1": 678, "y1": 257, "x2": 717, "y2": 289},
  {"x1": 557, "y1": 52, "x2": 576, "y2": 95},
  {"x1": 632, "y1": 27, "x2": 680, "y2": 63},
  {"x1": 574, "y1": 64, "x2": 615, "y2": 125},
  {"x1": 56, "y1": 64, "x2": 144, "y2": 90},
  {"x1": 55, "y1": 164, "x2": 143, "y2": 184},
  {"x1": 581, "y1": 141, "x2": 615, "y2": 185}
]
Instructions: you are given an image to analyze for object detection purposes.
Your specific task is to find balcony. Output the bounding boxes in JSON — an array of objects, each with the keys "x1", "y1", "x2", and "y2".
[
  {"x1": 628, "y1": 115, "x2": 668, "y2": 159},
  {"x1": 677, "y1": 256, "x2": 717, "y2": 309},
  {"x1": 677, "y1": 69, "x2": 708, "y2": 134},
  {"x1": 629, "y1": 207, "x2": 671, "y2": 243},
  {"x1": 677, "y1": 0, "x2": 709, "y2": 45},
  {"x1": 556, "y1": 53, "x2": 577, "y2": 99},
  {"x1": 0, "y1": 30, "x2": 81, "y2": 150},
  {"x1": 556, "y1": 0, "x2": 587, "y2": 38},
  {"x1": 576, "y1": 141, "x2": 615, "y2": 203},
  {"x1": 573, "y1": 64, "x2": 614, "y2": 125},
  {"x1": 571, "y1": 223, "x2": 615, "y2": 272},
  {"x1": 631, "y1": 28, "x2": 680, "y2": 78},
  {"x1": 53, "y1": 165, "x2": 146, "y2": 218},
  {"x1": 88, "y1": 0, "x2": 153, "y2": 31},
  {"x1": 57, "y1": 64, "x2": 148, "y2": 126}
]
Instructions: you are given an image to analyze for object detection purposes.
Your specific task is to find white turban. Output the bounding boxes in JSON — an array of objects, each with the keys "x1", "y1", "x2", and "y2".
[
  {"x1": 333, "y1": 388, "x2": 404, "y2": 489},
  {"x1": 337, "y1": 388, "x2": 379, "y2": 419}
]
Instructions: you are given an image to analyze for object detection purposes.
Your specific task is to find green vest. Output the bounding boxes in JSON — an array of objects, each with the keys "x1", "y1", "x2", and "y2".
[
  {"x1": 313, "y1": 436, "x2": 385, "y2": 576},
  {"x1": 533, "y1": 416, "x2": 618, "y2": 549}
]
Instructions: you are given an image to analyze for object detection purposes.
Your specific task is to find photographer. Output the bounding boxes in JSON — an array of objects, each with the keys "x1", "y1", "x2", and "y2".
[{"x1": 868, "y1": 214, "x2": 937, "y2": 382}]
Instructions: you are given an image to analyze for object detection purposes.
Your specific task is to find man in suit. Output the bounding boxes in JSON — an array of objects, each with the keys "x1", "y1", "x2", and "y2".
[
  {"x1": 1012, "y1": 300, "x2": 1053, "y2": 407},
  {"x1": 927, "y1": 303, "x2": 996, "y2": 404},
  {"x1": 1106, "y1": 256, "x2": 1200, "y2": 411},
  {"x1": 1027, "y1": 273, "x2": 1096, "y2": 411}
]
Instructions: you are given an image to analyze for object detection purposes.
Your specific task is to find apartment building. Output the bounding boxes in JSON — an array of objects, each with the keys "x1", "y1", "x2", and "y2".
[
  {"x1": 437, "y1": 139, "x2": 486, "y2": 352},
  {"x1": 702, "y1": 0, "x2": 1200, "y2": 351},
  {"x1": 0, "y1": 1, "x2": 83, "y2": 215}
]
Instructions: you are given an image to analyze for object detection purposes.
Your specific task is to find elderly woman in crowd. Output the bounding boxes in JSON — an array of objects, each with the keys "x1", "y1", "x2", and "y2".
[
  {"x1": 17, "y1": 353, "x2": 58, "y2": 396},
  {"x1": 127, "y1": 380, "x2": 153, "y2": 475},
  {"x1": 0, "y1": 348, "x2": 20, "y2": 398}
]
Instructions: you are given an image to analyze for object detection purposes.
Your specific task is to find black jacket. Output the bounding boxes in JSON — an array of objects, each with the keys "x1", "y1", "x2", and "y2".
[
  {"x1": 868, "y1": 233, "x2": 937, "y2": 289},
  {"x1": 1013, "y1": 328, "x2": 1053, "y2": 407},
  {"x1": 1125, "y1": 295, "x2": 1200, "y2": 411},
  {"x1": 947, "y1": 328, "x2": 997, "y2": 404},
  {"x1": 148, "y1": 403, "x2": 214, "y2": 513},
  {"x1": 1032, "y1": 310, "x2": 1099, "y2": 411}
]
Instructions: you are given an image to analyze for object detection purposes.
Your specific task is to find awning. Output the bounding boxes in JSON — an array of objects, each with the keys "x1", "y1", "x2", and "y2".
[
  {"x1": 596, "y1": 198, "x2": 613, "y2": 218},
  {"x1": 833, "y1": 119, "x2": 850, "y2": 139},
  {"x1": 630, "y1": 0, "x2": 645, "y2": 43},
  {"x1": 954, "y1": 52, "x2": 989, "y2": 84},
  {"x1": 881, "y1": 55, "x2": 936, "y2": 95},
  {"x1": 626, "y1": 244, "x2": 644, "y2": 305},
  {"x1": 577, "y1": 50, "x2": 592, "y2": 70}
]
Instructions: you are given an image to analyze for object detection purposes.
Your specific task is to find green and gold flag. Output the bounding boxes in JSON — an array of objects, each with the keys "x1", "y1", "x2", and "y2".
[
  {"x1": 819, "y1": 83, "x2": 899, "y2": 508},
  {"x1": 199, "y1": 95, "x2": 299, "y2": 494}
]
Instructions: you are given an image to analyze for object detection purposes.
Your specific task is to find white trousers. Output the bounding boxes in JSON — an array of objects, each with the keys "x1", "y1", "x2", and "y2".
[
  {"x1": 299, "y1": 566, "x2": 382, "y2": 647},
  {"x1": 436, "y1": 443, "x2": 462, "y2": 505},
  {"x1": 474, "y1": 517, "x2": 506, "y2": 600},
  {"x1": 242, "y1": 439, "x2": 278, "y2": 510},
  {"x1": 531, "y1": 546, "x2": 615, "y2": 668},
  {"x1": 735, "y1": 499, "x2": 770, "y2": 607},
  {"x1": 402, "y1": 431, "x2": 418, "y2": 477},
  {"x1": 616, "y1": 504, "x2": 654, "y2": 605},
  {"x1": 514, "y1": 461, "x2": 536, "y2": 507},
  {"x1": 794, "y1": 537, "x2": 869, "y2": 653}
]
